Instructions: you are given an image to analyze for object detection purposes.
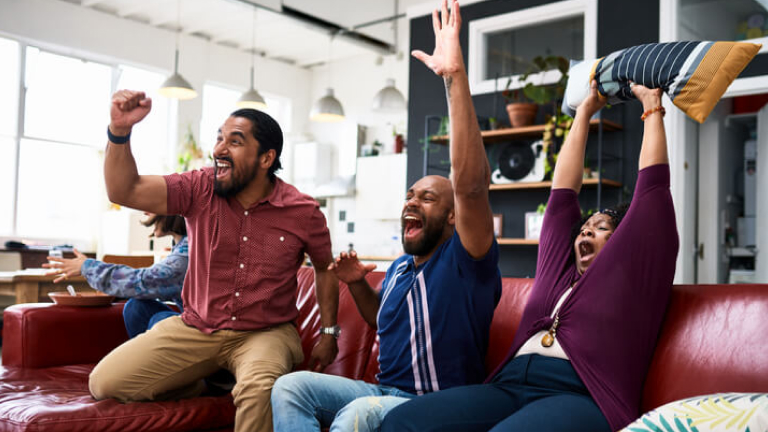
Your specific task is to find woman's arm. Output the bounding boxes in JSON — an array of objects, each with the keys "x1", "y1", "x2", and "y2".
[
  {"x1": 632, "y1": 84, "x2": 669, "y2": 170},
  {"x1": 552, "y1": 81, "x2": 606, "y2": 193}
]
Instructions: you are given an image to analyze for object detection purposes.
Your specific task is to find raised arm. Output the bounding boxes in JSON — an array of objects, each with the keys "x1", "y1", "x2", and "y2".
[
  {"x1": 412, "y1": 0, "x2": 493, "y2": 259},
  {"x1": 105, "y1": 90, "x2": 168, "y2": 214},
  {"x1": 552, "y1": 80, "x2": 606, "y2": 193},
  {"x1": 632, "y1": 84, "x2": 668, "y2": 169}
]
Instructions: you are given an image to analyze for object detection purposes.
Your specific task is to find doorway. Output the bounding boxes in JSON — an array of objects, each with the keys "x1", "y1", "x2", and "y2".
[{"x1": 695, "y1": 97, "x2": 768, "y2": 283}]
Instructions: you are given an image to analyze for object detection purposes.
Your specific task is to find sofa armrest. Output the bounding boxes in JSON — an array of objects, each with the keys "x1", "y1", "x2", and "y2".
[{"x1": 2, "y1": 302, "x2": 129, "y2": 368}]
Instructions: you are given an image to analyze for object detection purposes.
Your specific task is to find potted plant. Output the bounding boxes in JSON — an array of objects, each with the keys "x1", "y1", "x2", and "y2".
[{"x1": 502, "y1": 55, "x2": 570, "y2": 130}]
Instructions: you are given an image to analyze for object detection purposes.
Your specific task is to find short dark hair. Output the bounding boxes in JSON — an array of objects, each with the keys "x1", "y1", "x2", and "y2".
[
  {"x1": 230, "y1": 108, "x2": 283, "y2": 180},
  {"x1": 142, "y1": 215, "x2": 187, "y2": 237}
]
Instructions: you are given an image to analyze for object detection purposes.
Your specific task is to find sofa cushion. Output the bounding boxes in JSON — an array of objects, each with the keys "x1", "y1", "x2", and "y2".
[
  {"x1": 621, "y1": 393, "x2": 768, "y2": 432},
  {"x1": 642, "y1": 284, "x2": 768, "y2": 413},
  {"x1": 2, "y1": 303, "x2": 129, "y2": 368},
  {"x1": 294, "y1": 267, "x2": 385, "y2": 380},
  {"x1": 0, "y1": 364, "x2": 235, "y2": 432},
  {"x1": 485, "y1": 278, "x2": 532, "y2": 374}
]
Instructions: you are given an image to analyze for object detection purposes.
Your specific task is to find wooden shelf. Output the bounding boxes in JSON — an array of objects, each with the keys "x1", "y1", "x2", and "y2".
[
  {"x1": 489, "y1": 177, "x2": 622, "y2": 191},
  {"x1": 497, "y1": 238, "x2": 539, "y2": 245},
  {"x1": 430, "y1": 119, "x2": 623, "y2": 144}
]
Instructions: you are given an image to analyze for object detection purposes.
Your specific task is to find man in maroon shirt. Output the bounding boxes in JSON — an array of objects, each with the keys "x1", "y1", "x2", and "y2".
[{"x1": 88, "y1": 90, "x2": 339, "y2": 432}]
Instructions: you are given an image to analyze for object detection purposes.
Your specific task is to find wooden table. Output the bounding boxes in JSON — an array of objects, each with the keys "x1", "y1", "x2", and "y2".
[{"x1": 0, "y1": 271, "x2": 92, "y2": 304}]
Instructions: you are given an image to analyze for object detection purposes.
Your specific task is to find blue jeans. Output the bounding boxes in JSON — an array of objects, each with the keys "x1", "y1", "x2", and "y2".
[
  {"x1": 381, "y1": 354, "x2": 610, "y2": 432},
  {"x1": 271, "y1": 371, "x2": 416, "y2": 432},
  {"x1": 122, "y1": 298, "x2": 179, "y2": 338}
]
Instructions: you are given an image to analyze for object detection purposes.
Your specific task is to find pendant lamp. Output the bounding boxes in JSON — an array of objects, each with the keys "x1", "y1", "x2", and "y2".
[
  {"x1": 372, "y1": 78, "x2": 406, "y2": 112},
  {"x1": 311, "y1": 33, "x2": 345, "y2": 122},
  {"x1": 372, "y1": 0, "x2": 406, "y2": 113},
  {"x1": 237, "y1": 9, "x2": 267, "y2": 110},
  {"x1": 159, "y1": 0, "x2": 197, "y2": 100}
]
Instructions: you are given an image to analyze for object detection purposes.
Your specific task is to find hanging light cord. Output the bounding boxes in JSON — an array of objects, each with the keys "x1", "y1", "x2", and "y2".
[{"x1": 250, "y1": 8, "x2": 256, "y2": 89}]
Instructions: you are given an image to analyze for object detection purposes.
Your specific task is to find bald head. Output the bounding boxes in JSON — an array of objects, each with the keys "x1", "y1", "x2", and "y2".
[{"x1": 410, "y1": 175, "x2": 454, "y2": 210}]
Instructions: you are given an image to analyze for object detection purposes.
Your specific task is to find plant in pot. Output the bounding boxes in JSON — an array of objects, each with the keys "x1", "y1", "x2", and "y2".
[{"x1": 502, "y1": 55, "x2": 570, "y2": 132}]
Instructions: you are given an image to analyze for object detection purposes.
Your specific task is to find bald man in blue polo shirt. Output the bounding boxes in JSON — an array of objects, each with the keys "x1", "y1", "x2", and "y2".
[{"x1": 270, "y1": 1, "x2": 500, "y2": 430}]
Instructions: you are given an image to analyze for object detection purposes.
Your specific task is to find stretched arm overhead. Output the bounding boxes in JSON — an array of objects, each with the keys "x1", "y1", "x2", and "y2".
[
  {"x1": 632, "y1": 84, "x2": 669, "y2": 170},
  {"x1": 551, "y1": 80, "x2": 606, "y2": 193},
  {"x1": 412, "y1": 0, "x2": 493, "y2": 259},
  {"x1": 104, "y1": 90, "x2": 168, "y2": 214}
]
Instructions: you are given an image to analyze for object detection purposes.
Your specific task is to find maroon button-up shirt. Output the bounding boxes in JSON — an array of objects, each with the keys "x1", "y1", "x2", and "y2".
[{"x1": 164, "y1": 168, "x2": 332, "y2": 333}]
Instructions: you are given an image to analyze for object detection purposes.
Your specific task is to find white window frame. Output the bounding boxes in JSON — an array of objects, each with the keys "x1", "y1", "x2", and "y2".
[{"x1": 467, "y1": 0, "x2": 597, "y2": 95}]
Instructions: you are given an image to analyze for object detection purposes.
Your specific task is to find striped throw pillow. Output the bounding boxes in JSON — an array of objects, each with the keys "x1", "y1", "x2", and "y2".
[{"x1": 563, "y1": 41, "x2": 761, "y2": 123}]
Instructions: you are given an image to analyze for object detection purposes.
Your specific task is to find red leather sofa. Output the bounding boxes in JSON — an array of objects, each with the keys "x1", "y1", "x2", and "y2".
[{"x1": 2, "y1": 267, "x2": 767, "y2": 431}]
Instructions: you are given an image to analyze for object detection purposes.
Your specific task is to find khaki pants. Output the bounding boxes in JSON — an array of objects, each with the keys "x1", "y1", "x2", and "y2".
[{"x1": 89, "y1": 315, "x2": 303, "y2": 432}]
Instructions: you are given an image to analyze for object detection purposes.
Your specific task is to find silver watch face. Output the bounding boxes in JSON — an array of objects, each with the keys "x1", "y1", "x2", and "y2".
[{"x1": 322, "y1": 326, "x2": 340, "y2": 337}]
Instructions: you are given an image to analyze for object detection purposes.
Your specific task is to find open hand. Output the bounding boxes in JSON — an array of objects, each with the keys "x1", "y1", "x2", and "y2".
[
  {"x1": 576, "y1": 80, "x2": 607, "y2": 118},
  {"x1": 110, "y1": 90, "x2": 152, "y2": 136},
  {"x1": 411, "y1": 0, "x2": 464, "y2": 77},
  {"x1": 327, "y1": 251, "x2": 376, "y2": 285},
  {"x1": 43, "y1": 248, "x2": 87, "y2": 283}
]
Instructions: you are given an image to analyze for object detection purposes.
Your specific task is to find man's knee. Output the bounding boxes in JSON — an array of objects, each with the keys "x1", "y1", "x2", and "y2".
[
  {"x1": 332, "y1": 396, "x2": 388, "y2": 432},
  {"x1": 272, "y1": 371, "x2": 313, "y2": 400},
  {"x1": 89, "y1": 366, "x2": 131, "y2": 401}
]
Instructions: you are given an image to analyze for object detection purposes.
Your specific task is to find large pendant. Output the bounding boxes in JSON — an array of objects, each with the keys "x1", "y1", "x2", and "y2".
[{"x1": 541, "y1": 332, "x2": 554, "y2": 347}]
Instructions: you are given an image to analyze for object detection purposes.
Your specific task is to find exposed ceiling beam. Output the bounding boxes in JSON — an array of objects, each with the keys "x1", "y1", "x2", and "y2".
[
  {"x1": 118, "y1": 0, "x2": 172, "y2": 18},
  {"x1": 81, "y1": 0, "x2": 108, "y2": 6}
]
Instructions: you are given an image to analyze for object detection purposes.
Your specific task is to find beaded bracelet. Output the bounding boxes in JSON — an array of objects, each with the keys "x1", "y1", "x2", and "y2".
[{"x1": 641, "y1": 106, "x2": 666, "y2": 121}]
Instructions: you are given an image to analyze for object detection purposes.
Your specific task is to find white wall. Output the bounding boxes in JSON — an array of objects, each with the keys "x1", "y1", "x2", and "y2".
[{"x1": 0, "y1": 0, "x2": 313, "y2": 148}]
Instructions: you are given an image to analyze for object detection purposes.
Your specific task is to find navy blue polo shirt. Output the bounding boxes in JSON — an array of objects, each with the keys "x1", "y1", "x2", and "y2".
[{"x1": 376, "y1": 231, "x2": 501, "y2": 394}]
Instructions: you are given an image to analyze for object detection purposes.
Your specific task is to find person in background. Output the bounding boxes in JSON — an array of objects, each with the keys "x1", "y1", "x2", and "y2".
[
  {"x1": 270, "y1": 1, "x2": 501, "y2": 431},
  {"x1": 44, "y1": 214, "x2": 188, "y2": 338}
]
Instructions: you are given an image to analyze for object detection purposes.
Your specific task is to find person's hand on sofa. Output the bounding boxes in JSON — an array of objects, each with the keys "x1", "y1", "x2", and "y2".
[
  {"x1": 328, "y1": 251, "x2": 377, "y2": 285},
  {"x1": 43, "y1": 248, "x2": 87, "y2": 283}
]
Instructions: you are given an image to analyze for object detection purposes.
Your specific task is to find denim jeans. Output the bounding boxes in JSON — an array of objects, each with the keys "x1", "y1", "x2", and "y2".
[
  {"x1": 122, "y1": 298, "x2": 179, "y2": 338},
  {"x1": 381, "y1": 354, "x2": 610, "y2": 432},
  {"x1": 271, "y1": 371, "x2": 416, "y2": 432}
]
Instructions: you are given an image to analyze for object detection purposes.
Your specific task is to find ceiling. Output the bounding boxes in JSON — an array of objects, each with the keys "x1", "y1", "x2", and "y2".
[{"x1": 55, "y1": 0, "x2": 426, "y2": 68}]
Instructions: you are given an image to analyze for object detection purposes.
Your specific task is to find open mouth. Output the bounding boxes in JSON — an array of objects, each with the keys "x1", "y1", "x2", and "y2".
[
  {"x1": 215, "y1": 158, "x2": 233, "y2": 180},
  {"x1": 578, "y1": 240, "x2": 595, "y2": 263},
  {"x1": 402, "y1": 214, "x2": 424, "y2": 241}
]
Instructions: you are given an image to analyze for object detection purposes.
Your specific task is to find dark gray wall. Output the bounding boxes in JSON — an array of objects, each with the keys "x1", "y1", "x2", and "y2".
[{"x1": 406, "y1": 0, "x2": 660, "y2": 276}]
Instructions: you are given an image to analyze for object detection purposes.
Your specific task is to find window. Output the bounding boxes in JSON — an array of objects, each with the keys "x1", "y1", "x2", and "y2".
[
  {"x1": 467, "y1": 0, "x2": 597, "y2": 95},
  {"x1": 678, "y1": 0, "x2": 768, "y2": 53},
  {"x1": 1, "y1": 39, "x2": 178, "y2": 243},
  {"x1": 0, "y1": 37, "x2": 19, "y2": 236}
]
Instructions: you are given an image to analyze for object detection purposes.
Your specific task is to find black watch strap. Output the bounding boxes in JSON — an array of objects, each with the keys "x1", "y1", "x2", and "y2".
[{"x1": 107, "y1": 126, "x2": 131, "y2": 144}]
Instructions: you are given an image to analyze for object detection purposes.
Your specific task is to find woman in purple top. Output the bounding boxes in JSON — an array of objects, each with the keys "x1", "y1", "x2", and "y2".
[{"x1": 382, "y1": 79, "x2": 678, "y2": 432}]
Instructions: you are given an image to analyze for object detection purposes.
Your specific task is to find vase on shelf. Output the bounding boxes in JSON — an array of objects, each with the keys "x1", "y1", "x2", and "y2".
[{"x1": 506, "y1": 103, "x2": 538, "y2": 128}]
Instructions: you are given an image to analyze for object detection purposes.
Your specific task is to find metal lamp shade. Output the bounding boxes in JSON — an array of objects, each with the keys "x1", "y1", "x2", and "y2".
[
  {"x1": 372, "y1": 79, "x2": 406, "y2": 113},
  {"x1": 310, "y1": 88, "x2": 345, "y2": 122},
  {"x1": 159, "y1": 50, "x2": 197, "y2": 100},
  {"x1": 237, "y1": 88, "x2": 267, "y2": 110}
]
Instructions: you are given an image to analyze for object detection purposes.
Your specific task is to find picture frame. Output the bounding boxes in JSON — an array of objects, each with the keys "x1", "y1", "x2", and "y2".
[
  {"x1": 525, "y1": 211, "x2": 544, "y2": 240},
  {"x1": 493, "y1": 214, "x2": 503, "y2": 238}
]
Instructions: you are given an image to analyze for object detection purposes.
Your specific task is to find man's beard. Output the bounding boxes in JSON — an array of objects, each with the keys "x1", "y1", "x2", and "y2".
[
  {"x1": 213, "y1": 157, "x2": 260, "y2": 198},
  {"x1": 401, "y1": 210, "x2": 449, "y2": 256}
]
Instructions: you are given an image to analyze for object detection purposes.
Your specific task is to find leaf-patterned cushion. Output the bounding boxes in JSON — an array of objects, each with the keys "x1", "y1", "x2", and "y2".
[{"x1": 621, "y1": 393, "x2": 768, "y2": 432}]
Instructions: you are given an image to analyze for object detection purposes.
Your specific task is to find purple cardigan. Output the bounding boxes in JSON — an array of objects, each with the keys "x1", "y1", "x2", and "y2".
[{"x1": 488, "y1": 164, "x2": 679, "y2": 431}]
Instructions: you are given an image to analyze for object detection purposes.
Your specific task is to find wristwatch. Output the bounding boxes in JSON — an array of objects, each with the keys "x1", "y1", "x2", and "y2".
[{"x1": 320, "y1": 325, "x2": 341, "y2": 339}]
